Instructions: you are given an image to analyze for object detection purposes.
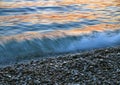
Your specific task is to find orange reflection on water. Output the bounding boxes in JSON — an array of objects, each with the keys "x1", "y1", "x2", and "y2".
[
  {"x1": 1, "y1": 24, "x2": 120, "y2": 42},
  {"x1": 0, "y1": 12, "x2": 101, "y2": 26},
  {"x1": 0, "y1": 0, "x2": 119, "y2": 8},
  {"x1": 65, "y1": 24, "x2": 120, "y2": 36}
]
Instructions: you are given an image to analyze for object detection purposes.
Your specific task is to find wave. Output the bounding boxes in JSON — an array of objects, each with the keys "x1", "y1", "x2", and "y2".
[
  {"x1": 0, "y1": 26, "x2": 120, "y2": 65},
  {"x1": 0, "y1": 0, "x2": 120, "y2": 66}
]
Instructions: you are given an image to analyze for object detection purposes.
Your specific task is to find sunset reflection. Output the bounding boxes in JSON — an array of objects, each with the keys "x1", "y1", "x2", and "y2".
[
  {"x1": 1, "y1": 24, "x2": 120, "y2": 42},
  {"x1": 0, "y1": 12, "x2": 102, "y2": 26},
  {"x1": 0, "y1": 0, "x2": 119, "y2": 8}
]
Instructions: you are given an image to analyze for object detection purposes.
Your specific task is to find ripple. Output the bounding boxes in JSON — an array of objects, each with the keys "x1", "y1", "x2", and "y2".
[
  {"x1": 0, "y1": 12, "x2": 102, "y2": 26},
  {"x1": 1, "y1": 0, "x2": 119, "y2": 8}
]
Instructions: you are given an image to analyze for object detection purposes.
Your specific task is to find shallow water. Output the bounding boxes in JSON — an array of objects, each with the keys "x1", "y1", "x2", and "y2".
[{"x1": 0, "y1": 0, "x2": 120, "y2": 65}]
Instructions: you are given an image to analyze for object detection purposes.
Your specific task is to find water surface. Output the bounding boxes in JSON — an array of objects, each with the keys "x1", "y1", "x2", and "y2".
[{"x1": 0, "y1": 0, "x2": 120, "y2": 65}]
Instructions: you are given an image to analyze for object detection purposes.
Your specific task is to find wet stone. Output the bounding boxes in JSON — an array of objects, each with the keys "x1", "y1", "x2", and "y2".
[{"x1": 0, "y1": 46, "x2": 120, "y2": 84}]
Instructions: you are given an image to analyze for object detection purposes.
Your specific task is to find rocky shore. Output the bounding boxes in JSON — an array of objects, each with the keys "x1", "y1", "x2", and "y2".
[{"x1": 0, "y1": 46, "x2": 120, "y2": 85}]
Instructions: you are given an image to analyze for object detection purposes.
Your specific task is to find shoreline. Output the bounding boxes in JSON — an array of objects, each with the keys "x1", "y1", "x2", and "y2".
[{"x1": 0, "y1": 46, "x2": 120, "y2": 84}]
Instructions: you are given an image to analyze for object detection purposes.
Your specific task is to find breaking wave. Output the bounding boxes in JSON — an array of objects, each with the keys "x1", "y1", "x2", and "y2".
[{"x1": 0, "y1": 29, "x2": 120, "y2": 64}]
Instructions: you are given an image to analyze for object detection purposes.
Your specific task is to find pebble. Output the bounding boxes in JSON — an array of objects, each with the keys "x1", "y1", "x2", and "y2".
[{"x1": 0, "y1": 46, "x2": 120, "y2": 84}]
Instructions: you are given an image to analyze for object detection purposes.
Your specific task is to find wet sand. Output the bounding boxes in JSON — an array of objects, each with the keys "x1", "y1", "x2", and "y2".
[{"x1": 0, "y1": 46, "x2": 120, "y2": 84}]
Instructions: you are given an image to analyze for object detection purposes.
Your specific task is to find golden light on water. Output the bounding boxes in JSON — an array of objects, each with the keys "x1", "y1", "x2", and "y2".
[
  {"x1": 1, "y1": 24, "x2": 120, "y2": 42},
  {"x1": 0, "y1": 12, "x2": 103, "y2": 26},
  {"x1": 0, "y1": 0, "x2": 119, "y2": 8},
  {"x1": 0, "y1": 0, "x2": 119, "y2": 26},
  {"x1": 0, "y1": 0, "x2": 119, "y2": 37}
]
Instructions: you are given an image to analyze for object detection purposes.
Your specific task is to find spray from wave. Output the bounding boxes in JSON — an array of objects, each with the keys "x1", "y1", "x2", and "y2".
[{"x1": 0, "y1": 29, "x2": 120, "y2": 65}]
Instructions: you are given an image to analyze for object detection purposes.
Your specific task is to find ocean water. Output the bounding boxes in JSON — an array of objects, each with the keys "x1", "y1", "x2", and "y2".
[{"x1": 0, "y1": 0, "x2": 120, "y2": 65}]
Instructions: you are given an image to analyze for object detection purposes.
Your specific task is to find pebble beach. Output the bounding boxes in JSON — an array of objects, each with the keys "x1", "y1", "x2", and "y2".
[{"x1": 0, "y1": 46, "x2": 120, "y2": 85}]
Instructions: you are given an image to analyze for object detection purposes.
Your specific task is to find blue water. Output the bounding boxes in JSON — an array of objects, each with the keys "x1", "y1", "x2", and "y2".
[{"x1": 0, "y1": 0, "x2": 120, "y2": 65}]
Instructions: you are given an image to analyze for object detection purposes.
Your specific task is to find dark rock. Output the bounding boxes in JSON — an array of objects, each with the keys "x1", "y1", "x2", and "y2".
[{"x1": 0, "y1": 46, "x2": 120, "y2": 84}]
